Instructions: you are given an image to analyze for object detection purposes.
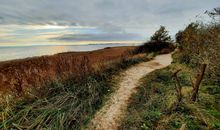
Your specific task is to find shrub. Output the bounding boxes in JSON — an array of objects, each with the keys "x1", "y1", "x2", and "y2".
[
  {"x1": 175, "y1": 13, "x2": 220, "y2": 85},
  {"x1": 135, "y1": 41, "x2": 175, "y2": 54}
]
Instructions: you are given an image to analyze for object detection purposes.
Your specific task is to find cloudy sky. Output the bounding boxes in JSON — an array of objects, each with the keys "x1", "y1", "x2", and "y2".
[{"x1": 0, "y1": 0, "x2": 219, "y2": 46}]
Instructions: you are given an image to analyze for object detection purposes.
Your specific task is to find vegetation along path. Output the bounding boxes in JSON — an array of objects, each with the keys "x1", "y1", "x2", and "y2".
[{"x1": 87, "y1": 53, "x2": 173, "y2": 130}]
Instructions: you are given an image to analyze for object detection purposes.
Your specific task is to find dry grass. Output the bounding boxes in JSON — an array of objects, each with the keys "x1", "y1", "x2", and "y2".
[
  {"x1": 0, "y1": 47, "x2": 150, "y2": 129},
  {"x1": 0, "y1": 46, "x2": 136, "y2": 104}
]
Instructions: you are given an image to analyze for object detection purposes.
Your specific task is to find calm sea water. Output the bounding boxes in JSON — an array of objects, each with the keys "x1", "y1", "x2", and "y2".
[{"x1": 0, "y1": 43, "x2": 140, "y2": 62}]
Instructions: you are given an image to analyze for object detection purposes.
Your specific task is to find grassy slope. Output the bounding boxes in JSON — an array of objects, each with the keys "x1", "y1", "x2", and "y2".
[
  {"x1": 0, "y1": 53, "x2": 150, "y2": 130},
  {"x1": 0, "y1": 46, "x2": 136, "y2": 104},
  {"x1": 120, "y1": 54, "x2": 220, "y2": 130}
]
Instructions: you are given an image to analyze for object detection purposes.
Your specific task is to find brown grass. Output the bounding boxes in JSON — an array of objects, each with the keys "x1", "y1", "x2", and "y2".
[{"x1": 0, "y1": 46, "x2": 136, "y2": 104}]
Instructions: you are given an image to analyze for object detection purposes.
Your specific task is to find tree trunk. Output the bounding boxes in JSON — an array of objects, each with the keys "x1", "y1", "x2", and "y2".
[
  {"x1": 172, "y1": 69, "x2": 182, "y2": 103},
  {"x1": 191, "y1": 64, "x2": 207, "y2": 101},
  {"x1": 175, "y1": 76, "x2": 182, "y2": 103}
]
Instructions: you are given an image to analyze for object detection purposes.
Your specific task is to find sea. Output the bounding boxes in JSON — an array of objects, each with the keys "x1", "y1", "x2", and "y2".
[{"x1": 0, "y1": 43, "x2": 141, "y2": 62}]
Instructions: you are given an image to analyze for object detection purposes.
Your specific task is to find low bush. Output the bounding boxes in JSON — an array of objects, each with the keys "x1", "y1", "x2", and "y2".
[{"x1": 134, "y1": 41, "x2": 175, "y2": 54}]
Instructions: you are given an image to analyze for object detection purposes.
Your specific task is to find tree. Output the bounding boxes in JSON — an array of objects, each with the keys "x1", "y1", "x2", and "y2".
[
  {"x1": 174, "y1": 7, "x2": 220, "y2": 101},
  {"x1": 205, "y1": 7, "x2": 220, "y2": 18},
  {"x1": 175, "y1": 30, "x2": 183, "y2": 44},
  {"x1": 191, "y1": 64, "x2": 207, "y2": 101},
  {"x1": 151, "y1": 26, "x2": 172, "y2": 42},
  {"x1": 175, "y1": 23, "x2": 200, "y2": 55}
]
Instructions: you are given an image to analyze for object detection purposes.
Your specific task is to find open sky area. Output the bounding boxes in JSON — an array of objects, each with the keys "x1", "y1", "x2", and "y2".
[{"x1": 0, "y1": 0, "x2": 219, "y2": 46}]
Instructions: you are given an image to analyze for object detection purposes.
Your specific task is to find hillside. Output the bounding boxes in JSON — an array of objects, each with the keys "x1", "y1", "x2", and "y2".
[{"x1": 0, "y1": 46, "x2": 136, "y2": 104}]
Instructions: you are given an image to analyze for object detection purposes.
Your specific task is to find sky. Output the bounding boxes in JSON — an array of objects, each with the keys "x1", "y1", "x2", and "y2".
[{"x1": 0, "y1": 0, "x2": 219, "y2": 46}]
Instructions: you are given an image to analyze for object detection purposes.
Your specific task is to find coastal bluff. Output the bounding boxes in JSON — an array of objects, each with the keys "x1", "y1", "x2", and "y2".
[{"x1": 0, "y1": 46, "x2": 135, "y2": 103}]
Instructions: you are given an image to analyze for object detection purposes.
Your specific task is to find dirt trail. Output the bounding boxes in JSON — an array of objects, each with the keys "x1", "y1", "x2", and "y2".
[{"x1": 87, "y1": 53, "x2": 173, "y2": 130}]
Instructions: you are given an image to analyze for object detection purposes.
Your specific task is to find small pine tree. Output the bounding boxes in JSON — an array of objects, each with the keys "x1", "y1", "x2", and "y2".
[{"x1": 151, "y1": 26, "x2": 172, "y2": 42}]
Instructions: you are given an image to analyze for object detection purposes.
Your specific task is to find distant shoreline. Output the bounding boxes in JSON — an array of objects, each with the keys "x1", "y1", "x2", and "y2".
[
  {"x1": 0, "y1": 42, "x2": 143, "y2": 48},
  {"x1": 0, "y1": 43, "x2": 142, "y2": 62}
]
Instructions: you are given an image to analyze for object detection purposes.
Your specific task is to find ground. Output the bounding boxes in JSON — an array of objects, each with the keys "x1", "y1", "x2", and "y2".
[{"x1": 86, "y1": 53, "x2": 172, "y2": 130}]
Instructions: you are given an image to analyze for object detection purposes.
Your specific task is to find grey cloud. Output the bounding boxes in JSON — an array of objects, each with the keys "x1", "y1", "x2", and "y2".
[
  {"x1": 97, "y1": 23, "x2": 124, "y2": 33},
  {"x1": 0, "y1": 0, "x2": 219, "y2": 39},
  {"x1": 52, "y1": 33, "x2": 141, "y2": 42}
]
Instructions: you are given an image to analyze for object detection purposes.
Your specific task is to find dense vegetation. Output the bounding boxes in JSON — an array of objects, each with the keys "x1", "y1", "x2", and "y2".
[
  {"x1": 120, "y1": 7, "x2": 220, "y2": 129},
  {"x1": 0, "y1": 46, "x2": 135, "y2": 104},
  {"x1": 135, "y1": 41, "x2": 174, "y2": 54},
  {"x1": 0, "y1": 51, "x2": 150, "y2": 129},
  {"x1": 120, "y1": 63, "x2": 220, "y2": 130}
]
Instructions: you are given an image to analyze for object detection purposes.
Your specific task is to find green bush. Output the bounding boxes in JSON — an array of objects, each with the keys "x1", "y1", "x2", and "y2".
[{"x1": 135, "y1": 41, "x2": 174, "y2": 54}]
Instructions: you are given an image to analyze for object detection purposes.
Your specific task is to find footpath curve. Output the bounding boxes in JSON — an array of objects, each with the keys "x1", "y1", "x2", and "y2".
[{"x1": 87, "y1": 53, "x2": 173, "y2": 130}]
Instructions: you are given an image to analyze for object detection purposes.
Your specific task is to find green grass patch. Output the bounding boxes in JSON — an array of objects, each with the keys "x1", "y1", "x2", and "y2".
[{"x1": 119, "y1": 63, "x2": 220, "y2": 130}]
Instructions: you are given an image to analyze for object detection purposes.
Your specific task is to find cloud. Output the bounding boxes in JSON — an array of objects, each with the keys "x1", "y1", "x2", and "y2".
[
  {"x1": 0, "y1": 0, "x2": 219, "y2": 45},
  {"x1": 52, "y1": 33, "x2": 141, "y2": 42},
  {"x1": 1, "y1": 0, "x2": 218, "y2": 25}
]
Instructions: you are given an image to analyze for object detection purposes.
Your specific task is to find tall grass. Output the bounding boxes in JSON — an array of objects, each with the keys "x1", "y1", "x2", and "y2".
[
  {"x1": 0, "y1": 47, "x2": 136, "y2": 104},
  {"x1": 0, "y1": 53, "x2": 149, "y2": 129}
]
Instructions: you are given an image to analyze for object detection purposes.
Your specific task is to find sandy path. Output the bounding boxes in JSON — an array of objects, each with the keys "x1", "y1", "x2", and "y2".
[{"x1": 87, "y1": 53, "x2": 172, "y2": 130}]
